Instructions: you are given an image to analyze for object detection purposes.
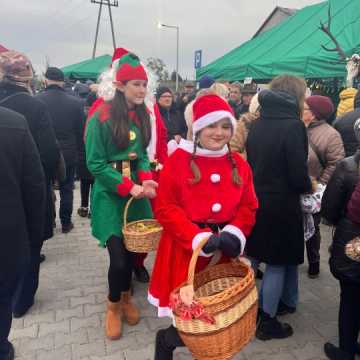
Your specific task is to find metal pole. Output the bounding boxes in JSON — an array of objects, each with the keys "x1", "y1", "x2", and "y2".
[
  {"x1": 92, "y1": 2, "x2": 103, "y2": 58},
  {"x1": 176, "y1": 26, "x2": 179, "y2": 92},
  {"x1": 107, "y1": 0, "x2": 116, "y2": 50}
]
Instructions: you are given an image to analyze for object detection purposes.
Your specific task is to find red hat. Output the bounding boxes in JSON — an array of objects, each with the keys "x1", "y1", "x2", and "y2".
[
  {"x1": 192, "y1": 94, "x2": 236, "y2": 137},
  {"x1": 114, "y1": 53, "x2": 148, "y2": 82},
  {"x1": 305, "y1": 95, "x2": 334, "y2": 120},
  {"x1": 112, "y1": 47, "x2": 129, "y2": 62}
]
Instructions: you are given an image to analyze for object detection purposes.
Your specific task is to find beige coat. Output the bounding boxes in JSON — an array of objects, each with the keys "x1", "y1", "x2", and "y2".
[{"x1": 307, "y1": 120, "x2": 345, "y2": 184}]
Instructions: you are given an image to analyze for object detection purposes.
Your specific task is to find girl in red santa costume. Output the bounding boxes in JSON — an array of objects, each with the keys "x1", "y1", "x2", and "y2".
[{"x1": 148, "y1": 93, "x2": 258, "y2": 359}]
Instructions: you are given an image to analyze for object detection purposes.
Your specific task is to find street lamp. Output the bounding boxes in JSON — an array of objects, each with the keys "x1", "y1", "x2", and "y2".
[{"x1": 158, "y1": 22, "x2": 180, "y2": 92}]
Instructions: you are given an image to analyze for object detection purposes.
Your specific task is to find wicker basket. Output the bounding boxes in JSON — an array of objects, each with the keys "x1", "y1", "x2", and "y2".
[
  {"x1": 122, "y1": 197, "x2": 162, "y2": 253},
  {"x1": 172, "y1": 237, "x2": 258, "y2": 360}
]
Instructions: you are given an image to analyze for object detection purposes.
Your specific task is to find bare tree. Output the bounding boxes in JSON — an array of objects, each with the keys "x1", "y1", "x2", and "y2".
[
  {"x1": 319, "y1": 5, "x2": 359, "y2": 87},
  {"x1": 146, "y1": 57, "x2": 169, "y2": 82}
]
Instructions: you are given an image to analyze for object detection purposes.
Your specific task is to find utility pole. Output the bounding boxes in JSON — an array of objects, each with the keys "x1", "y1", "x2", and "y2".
[{"x1": 91, "y1": 0, "x2": 118, "y2": 59}]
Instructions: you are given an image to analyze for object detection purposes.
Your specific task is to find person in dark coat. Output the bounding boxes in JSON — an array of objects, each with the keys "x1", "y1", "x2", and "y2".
[
  {"x1": 0, "y1": 106, "x2": 45, "y2": 360},
  {"x1": 36, "y1": 67, "x2": 84, "y2": 233},
  {"x1": 0, "y1": 51, "x2": 60, "y2": 318},
  {"x1": 156, "y1": 86, "x2": 187, "y2": 141},
  {"x1": 246, "y1": 75, "x2": 312, "y2": 340},
  {"x1": 333, "y1": 91, "x2": 360, "y2": 157},
  {"x1": 322, "y1": 119, "x2": 360, "y2": 360}
]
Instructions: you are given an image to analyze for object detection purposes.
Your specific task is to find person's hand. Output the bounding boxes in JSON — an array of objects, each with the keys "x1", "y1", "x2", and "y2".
[
  {"x1": 130, "y1": 184, "x2": 145, "y2": 199},
  {"x1": 202, "y1": 234, "x2": 221, "y2": 254},
  {"x1": 219, "y1": 231, "x2": 241, "y2": 258},
  {"x1": 143, "y1": 180, "x2": 158, "y2": 199}
]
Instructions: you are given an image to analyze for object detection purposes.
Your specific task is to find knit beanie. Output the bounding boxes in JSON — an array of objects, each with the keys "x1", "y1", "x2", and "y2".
[
  {"x1": 114, "y1": 53, "x2": 147, "y2": 82},
  {"x1": 0, "y1": 50, "x2": 33, "y2": 83},
  {"x1": 155, "y1": 86, "x2": 172, "y2": 100},
  {"x1": 198, "y1": 75, "x2": 215, "y2": 89},
  {"x1": 305, "y1": 95, "x2": 334, "y2": 120},
  {"x1": 354, "y1": 118, "x2": 360, "y2": 143}
]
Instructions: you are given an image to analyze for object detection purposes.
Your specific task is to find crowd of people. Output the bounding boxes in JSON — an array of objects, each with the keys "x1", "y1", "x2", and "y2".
[{"x1": 0, "y1": 46, "x2": 360, "y2": 360}]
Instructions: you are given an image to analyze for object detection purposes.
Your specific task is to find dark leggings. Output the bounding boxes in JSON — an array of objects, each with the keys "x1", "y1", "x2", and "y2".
[
  {"x1": 80, "y1": 179, "x2": 93, "y2": 208},
  {"x1": 106, "y1": 235, "x2": 133, "y2": 302},
  {"x1": 339, "y1": 281, "x2": 360, "y2": 358}
]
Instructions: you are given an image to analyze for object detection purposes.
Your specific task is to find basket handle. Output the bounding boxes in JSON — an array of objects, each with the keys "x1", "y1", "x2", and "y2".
[
  {"x1": 187, "y1": 235, "x2": 211, "y2": 285},
  {"x1": 123, "y1": 196, "x2": 134, "y2": 229}
]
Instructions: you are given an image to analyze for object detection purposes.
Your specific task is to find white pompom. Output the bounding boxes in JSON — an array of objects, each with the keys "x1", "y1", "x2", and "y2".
[
  {"x1": 210, "y1": 174, "x2": 221, "y2": 183},
  {"x1": 212, "y1": 203, "x2": 222, "y2": 213}
]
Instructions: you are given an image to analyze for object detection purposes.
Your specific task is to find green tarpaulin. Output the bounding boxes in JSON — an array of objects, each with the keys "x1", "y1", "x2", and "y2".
[
  {"x1": 197, "y1": 0, "x2": 360, "y2": 81},
  {"x1": 61, "y1": 54, "x2": 112, "y2": 80}
]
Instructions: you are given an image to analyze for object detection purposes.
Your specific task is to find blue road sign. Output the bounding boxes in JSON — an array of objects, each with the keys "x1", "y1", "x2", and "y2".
[{"x1": 194, "y1": 50, "x2": 202, "y2": 69}]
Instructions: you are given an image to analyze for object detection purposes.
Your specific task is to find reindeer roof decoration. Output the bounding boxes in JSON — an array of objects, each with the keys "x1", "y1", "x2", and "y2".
[{"x1": 319, "y1": 3, "x2": 360, "y2": 87}]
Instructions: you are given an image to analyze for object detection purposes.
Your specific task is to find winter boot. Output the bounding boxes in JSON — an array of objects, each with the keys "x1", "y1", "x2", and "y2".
[
  {"x1": 256, "y1": 311, "x2": 293, "y2": 341},
  {"x1": 105, "y1": 300, "x2": 122, "y2": 340},
  {"x1": 324, "y1": 342, "x2": 353, "y2": 360},
  {"x1": 120, "y1": 291, "x2": 140, "y2": 325},
  {"x1": 308, "y1": 262, "x2": 320, "y2": 279}
]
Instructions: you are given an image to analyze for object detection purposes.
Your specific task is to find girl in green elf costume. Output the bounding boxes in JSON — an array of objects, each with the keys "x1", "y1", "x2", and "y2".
[{"x1": 85, "y1": 53, "x2": 157, "y2": 340}]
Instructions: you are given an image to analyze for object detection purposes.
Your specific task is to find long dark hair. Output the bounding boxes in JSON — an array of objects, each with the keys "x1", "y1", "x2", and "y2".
[{"x1": 109, "y1": 89, "x2": 151, "y2": 150}]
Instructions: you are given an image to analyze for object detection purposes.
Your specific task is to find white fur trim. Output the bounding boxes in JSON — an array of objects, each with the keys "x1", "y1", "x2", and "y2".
[
  {"x1": 192, "y1": 110, "x2": 236, "y2": 139},
  {"x1": 146, "y1": 101, "x2": 157, "y2": 162},
  {"x1": 167, "y1": 139, "x2": 179, "y2": 156},
  {"x1": 178, "y1": 139, "x2": 228, "y2": 157},
  {"x1": 210, "y1": 173, "x2": 221, "y2": 183},
  {"x1": 222, "y1": 225, "x2": 246, "y2": 255},
  {"x1": 192, "y1": 232, "x2": 213, "y2": 257},
  {"x1": 148, "y1": 293, "x2": 174, "y2": 318}
]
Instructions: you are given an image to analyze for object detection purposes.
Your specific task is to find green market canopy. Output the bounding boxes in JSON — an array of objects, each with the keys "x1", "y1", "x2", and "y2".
[
  {"x1": 61, "y1": 54, "x2": 112, "y2": 80},
  {"x1": 197, "y1": 0, "x2": 360, "y2": 82}
]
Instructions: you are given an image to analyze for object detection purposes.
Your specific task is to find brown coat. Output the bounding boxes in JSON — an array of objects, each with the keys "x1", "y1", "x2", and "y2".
[{"x1": 307, "y1": 120, "x2": 345, "y2": 184}]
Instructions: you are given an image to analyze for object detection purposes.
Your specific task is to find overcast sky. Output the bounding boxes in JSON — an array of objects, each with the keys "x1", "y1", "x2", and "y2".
[{"x1": 1, "y1": 0, "x2": 321, "y2": 79}]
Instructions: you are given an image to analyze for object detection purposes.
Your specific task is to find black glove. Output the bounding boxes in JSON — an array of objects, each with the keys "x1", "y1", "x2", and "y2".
[
  {"x1": 220, "y1": 231, "x2": 241, "y2": 258},
  {"x1": 202, "y1": 234, "x2": 221, "y2": 254}
]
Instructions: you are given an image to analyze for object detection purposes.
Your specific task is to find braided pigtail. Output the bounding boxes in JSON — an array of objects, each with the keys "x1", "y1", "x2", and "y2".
[
  {"x1": 227, "y1": 143, "x2": 242, "y2": 186},
  {"x1": 189, "y1": 135, "x2": 201, "y2": 184}
]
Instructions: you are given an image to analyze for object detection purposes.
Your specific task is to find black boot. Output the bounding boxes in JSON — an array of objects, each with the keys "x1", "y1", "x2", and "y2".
[
  {"x1": 324, "y1": 342, "x2": 353, "y2": 360},
  {"x1": 1, "y1": 341, "x2": 15, "y2": 360},
  {"x1": 154, "y1": 329, "x2": 174, "y2": 360},
  {"x1": 308, "y1": 262, "x2": 320, "y2": 279},
  {"x1": 256, "y1": 311, "x2": 293, "y2": 341}
]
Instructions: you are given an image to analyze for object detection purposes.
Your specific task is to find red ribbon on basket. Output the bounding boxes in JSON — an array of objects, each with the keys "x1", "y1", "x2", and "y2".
[{"x1": 169, "y1": 291, "x2": 216, "y2": 324}]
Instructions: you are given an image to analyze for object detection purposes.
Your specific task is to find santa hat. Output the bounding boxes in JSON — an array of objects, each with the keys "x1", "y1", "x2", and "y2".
[
  {"x1": 192, "y1": 94, "x2": 236, "y2": 137},
  {"x1": 114, "y1": 53, "x2": 148, "y2": 82}
]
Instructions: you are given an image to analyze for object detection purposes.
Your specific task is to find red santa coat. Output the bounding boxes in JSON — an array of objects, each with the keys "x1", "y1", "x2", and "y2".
[{"x1": 148, "y1": 140, "x2": 258, "y2": 317}]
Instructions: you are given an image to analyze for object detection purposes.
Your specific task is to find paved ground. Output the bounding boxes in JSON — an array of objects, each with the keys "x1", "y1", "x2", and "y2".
[{"x1": 9, "y1": 188, "x2": 346, "y2": 360}]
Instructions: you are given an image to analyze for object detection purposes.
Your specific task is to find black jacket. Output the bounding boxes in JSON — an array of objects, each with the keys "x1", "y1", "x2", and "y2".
[
  {"x1": 158, "y1": 103, "x2": 187, "y2": 141},
  {"x1": 0, "y1": 106, "x2": 45, "y2": 281},
  {"x1": 36, "y1": 84, "x2": 84, "y2": 167},
  {"x1": 333, "y1": 92, "x2": 360, "y2": 157},
  {"x1": 322, "y1": 151, "x2": 360, "y2": 284},
  {"x1": 0, "y1": 82, "x2": 60, "y2": 241},
  {"x1": 245, "y1": 90, "x2": 312, "y2": 265}
]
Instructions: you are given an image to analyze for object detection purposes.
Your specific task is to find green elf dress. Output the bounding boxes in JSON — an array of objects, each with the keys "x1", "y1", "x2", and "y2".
[{"x1": 85, "y1": 104, "x2": 153, "y2": 247}]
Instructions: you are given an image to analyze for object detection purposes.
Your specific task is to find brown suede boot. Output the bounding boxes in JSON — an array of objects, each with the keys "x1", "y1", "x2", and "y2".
[
  {"x1": 120, "y1": 291, "x2": 140, "y2": 325},
  {"x1": 105, "y1": 300, "x2": 122, "y2": 340}
]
